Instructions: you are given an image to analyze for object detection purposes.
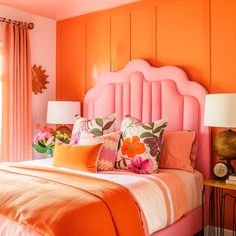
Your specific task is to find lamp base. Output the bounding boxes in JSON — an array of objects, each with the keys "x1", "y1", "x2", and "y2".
[{"x1": 214, "y1": 129, "x2": 236, "y2": 158}]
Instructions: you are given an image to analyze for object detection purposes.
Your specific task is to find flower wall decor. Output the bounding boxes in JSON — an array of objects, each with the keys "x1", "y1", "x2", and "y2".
[{"x1": 32, "y1": 64, "x2": 49, "y2": 94}]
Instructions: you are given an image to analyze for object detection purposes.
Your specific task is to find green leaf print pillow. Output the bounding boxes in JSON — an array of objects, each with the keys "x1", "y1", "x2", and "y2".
[{"x1": 70, "y1": 113, "x2": 116, "y2": 144}]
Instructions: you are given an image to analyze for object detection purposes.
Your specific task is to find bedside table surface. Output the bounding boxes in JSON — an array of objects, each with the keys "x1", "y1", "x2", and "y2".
[{"x1": 204, "y1": 178, "x2": 236, "y2": 191}]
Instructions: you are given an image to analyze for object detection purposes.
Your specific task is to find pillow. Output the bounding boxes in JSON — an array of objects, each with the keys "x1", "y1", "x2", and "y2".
[
  {"x1": 115, "y1": 116, "x2": 168, "y2": 174},
  {"x1": 53, "y1": 142, "x2": 103, "y2": 173},
  {"x1": 70, "y1": 113, "x2": 116, "y2": 145},
  {"x1": 78, "y1": 131, "x2": 121, "y2": 171},
  {"x1": 158, "y1": 130, "x2": 196, "y2": 172}
]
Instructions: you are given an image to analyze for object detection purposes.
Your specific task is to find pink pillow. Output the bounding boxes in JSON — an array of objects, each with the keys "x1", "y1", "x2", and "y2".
[
  {"x1": 78, "y1": 131, "x2": 121, "y2": 171},
  {"x1": 159, "y1": 131, "x2": 196, "y2": 172}
]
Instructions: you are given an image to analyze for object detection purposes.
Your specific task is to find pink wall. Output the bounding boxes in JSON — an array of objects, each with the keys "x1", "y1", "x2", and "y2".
[{"x1": 0, "y1": 5, "x2": 56, "y2": 159}]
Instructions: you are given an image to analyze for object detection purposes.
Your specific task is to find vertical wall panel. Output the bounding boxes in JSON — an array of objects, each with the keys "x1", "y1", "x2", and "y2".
[
  {"x1": 131, "y1": 6, "x2": 156, "y2": 65},
  {"x1": 156, "y1": 0, "x2": 210, "y2": 90},
  {"x1": 86, "y1": 14, "x2": 110, "y2": 91},
  {"x1": 211, "y1": 0, "x2": 236, "y2": 93},
  {"x1": 56, "y1": 18, "x2": 86, "y2": 102},
  {"x1": 111, "y1": 12, "x2": 130, "y2": 72}
]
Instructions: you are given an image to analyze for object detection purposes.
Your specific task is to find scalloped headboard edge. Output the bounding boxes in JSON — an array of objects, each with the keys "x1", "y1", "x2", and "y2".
[{"x1": 84, "y1": 59, "x2": 210, "y2": 177}]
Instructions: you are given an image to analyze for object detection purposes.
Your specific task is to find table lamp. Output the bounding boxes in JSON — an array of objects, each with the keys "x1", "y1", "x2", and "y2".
[
  {"x1": 204, "y1": 94, "x2": 236, "y2": 178},
  {"x1": 47, "y1": 101, "x2": 81, "y2": 137}
]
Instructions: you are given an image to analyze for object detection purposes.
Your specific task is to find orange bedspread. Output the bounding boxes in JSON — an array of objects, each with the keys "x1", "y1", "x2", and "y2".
[{"x1": 0, "y1": 164, "x2": 145, "y2": 236}]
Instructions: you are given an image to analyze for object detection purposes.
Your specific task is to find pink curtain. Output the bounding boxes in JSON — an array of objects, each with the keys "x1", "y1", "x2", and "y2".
[{"x1": 0, "y1": 22, "x2": 32, "y2": 162}]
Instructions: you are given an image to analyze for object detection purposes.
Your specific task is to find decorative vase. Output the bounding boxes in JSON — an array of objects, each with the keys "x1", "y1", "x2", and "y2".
[{"x1": 45, "y1": 147, "x2": 53, "y2": 158}]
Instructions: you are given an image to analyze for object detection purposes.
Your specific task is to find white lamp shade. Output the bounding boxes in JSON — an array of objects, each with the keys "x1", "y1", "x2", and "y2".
[
  {"x1": 47, "y1": 101, "x2": 81, "y2": 124},
  {"x1": 204, "y1": 94, "x2": 236, "y2": 128}
]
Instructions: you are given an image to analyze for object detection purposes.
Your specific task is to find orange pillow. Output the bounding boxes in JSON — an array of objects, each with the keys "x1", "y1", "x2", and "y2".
[
  {"x1": 159, "y1": 131, "x2": 196, "y2": 172},
  {"x1": 53, "y1": 142, "x2": 103, "y2": 173}
]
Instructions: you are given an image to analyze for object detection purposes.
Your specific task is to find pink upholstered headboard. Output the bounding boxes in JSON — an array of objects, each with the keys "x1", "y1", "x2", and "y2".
[{"x1": 84, "y1": 59, "x2": 210, "y2": 177}]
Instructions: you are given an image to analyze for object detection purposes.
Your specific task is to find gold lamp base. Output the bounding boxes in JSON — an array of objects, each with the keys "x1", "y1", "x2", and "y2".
[
  {"x1": 213, "y1": 129, "x2": 236, "y2": 175},
  {"x1": 213, "y1": 129, "x2": 236, "y2": 159}
]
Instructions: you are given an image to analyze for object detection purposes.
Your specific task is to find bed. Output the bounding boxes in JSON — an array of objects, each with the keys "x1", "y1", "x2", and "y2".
[{"x1": 0, "y1": 59, "x2": 210, "y2": 236}]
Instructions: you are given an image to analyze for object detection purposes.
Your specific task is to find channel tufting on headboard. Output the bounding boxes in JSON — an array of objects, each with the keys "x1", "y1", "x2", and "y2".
[{"x1": 84, "y1": 59, "x2": 210, "y2": 178}]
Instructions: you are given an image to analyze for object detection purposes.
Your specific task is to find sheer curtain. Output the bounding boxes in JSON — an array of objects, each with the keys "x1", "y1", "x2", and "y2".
[
  {"x1": 0, "y1": 42, "x2": 2, "y2": 153},
  {"x1": 0, "y1": 22, "x2": 32, "y2": 162}
]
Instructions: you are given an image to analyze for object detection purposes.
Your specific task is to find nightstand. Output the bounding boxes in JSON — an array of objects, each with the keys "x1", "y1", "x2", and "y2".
[{"x1": 203, "y1": 178, "x2": 236, "y2": 235}]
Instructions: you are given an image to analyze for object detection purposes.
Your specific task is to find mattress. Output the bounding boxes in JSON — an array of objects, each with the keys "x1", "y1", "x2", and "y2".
[{"x1": 0, "y1": 158, "x2": 203, "y2": 235}]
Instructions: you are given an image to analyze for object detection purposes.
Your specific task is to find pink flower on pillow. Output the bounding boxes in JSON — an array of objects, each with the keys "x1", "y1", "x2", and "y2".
[{"x1": 128, "y1": 156, "x2": 154, "y2": 174}]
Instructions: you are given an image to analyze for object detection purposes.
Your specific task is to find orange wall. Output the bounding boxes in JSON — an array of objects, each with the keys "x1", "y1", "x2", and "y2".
[
  {"x1": 57, "y1": 0, "x2": 236, "y2": 229},
  {"x1": 57, "y1": 0, "x2": 236, "y2": 99}
]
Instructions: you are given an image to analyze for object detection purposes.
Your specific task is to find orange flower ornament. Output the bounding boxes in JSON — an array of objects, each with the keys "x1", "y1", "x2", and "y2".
[{"x1": 121, "y1": 136, "x2": 145, "y2": 158}]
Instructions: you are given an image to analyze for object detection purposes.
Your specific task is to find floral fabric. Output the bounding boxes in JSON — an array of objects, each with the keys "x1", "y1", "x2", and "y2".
[
  {"x1": 78, "y1": 131, "x2": 121, "y2": 171},
  {"x1": 70, "y1": 113, "x2": 116, "y2": 144},
  {"x1": 116, "y1": 116, "x2": 168, "y2": 174}
]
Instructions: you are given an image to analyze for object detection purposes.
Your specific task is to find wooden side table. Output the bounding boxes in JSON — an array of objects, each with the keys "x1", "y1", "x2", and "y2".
[{"x1": 203, "y1": 178, "x2": 236, "y2": 236}]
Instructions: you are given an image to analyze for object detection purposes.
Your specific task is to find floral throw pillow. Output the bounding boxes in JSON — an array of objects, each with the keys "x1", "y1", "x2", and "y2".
[
  {"x1": 115, "y1": 116, "x2": 168, "y2": 174},
  {"x1": 78, "y1": 131, "x2": 121, "y2": 171},
  {"x1": 70, "y1": 113, "x2": 116, "y2": 145}
]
